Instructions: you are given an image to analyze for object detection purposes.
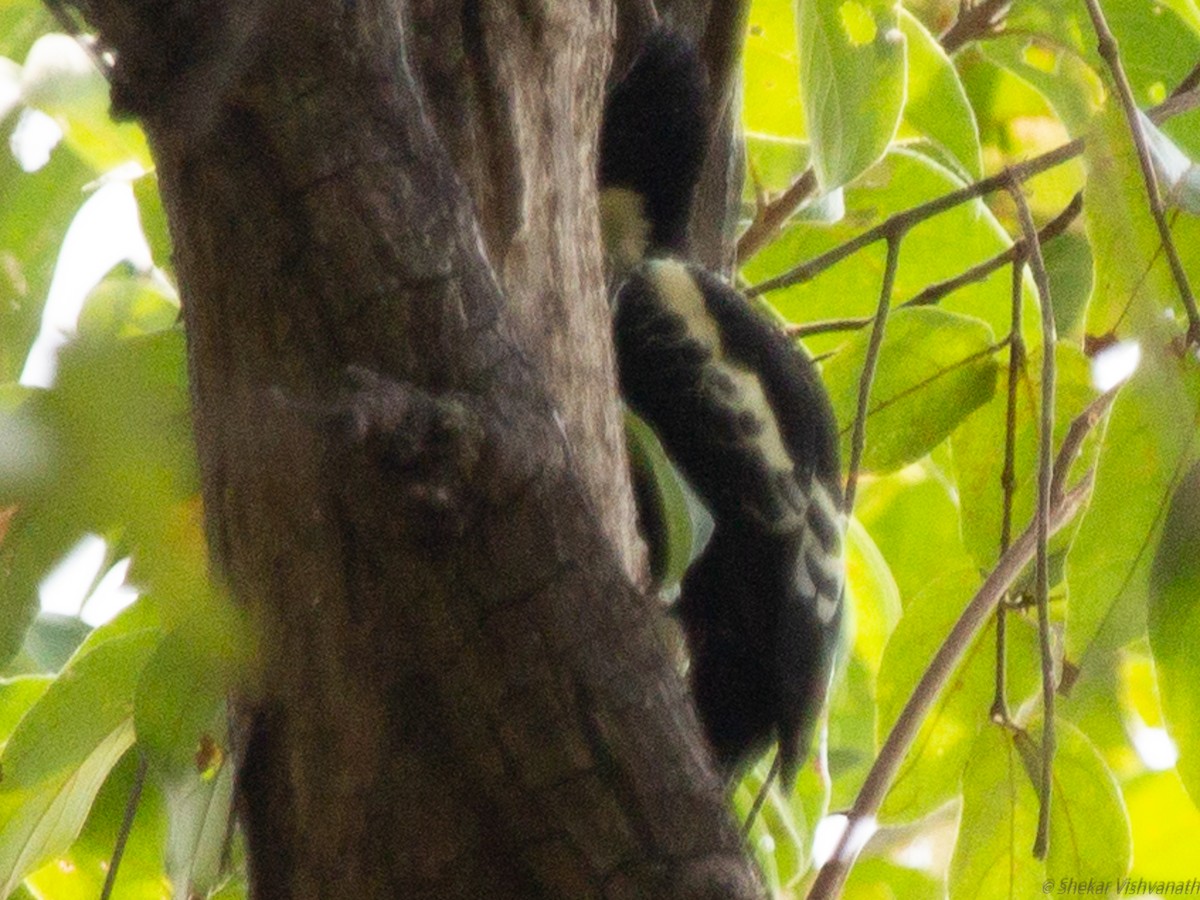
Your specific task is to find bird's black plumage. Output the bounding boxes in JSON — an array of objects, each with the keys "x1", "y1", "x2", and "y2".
[
  {"x1": 598, "y1": 29, "x2": 709, "y2": 264},
  {"x1": 600, "y1": 29, "x2": 845, "y2": 786}
]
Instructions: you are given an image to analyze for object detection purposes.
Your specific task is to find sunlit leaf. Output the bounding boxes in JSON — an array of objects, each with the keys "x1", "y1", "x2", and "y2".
[
  {"x1": 1084, "y1": 103, "x2": 1184, "y2": 341},
  {"x1": 746, "y1": 150, "x2": 1033, "y2": 360},
  {"x1": 1066, "y1": 355, "x2": 1200, "y2": 664},
  {"x1": 797, "y1": 0, "x2": 905, "y2": 189},
  {"x1": 951, "y1": 342, "x2": 1098, "y2": 571},
  {"x1": 877, "y1": 569, "x2": 1040, "y2": 822},
  {"x1": 898, "y1": 10, "x2": 982, "y2": 180},
  {"x1": 949, "y1": 725, "x2": 1045, "y2": 899},
  {"x1": 0, "y1": 628, "x2": 158, "y2": 895},
  {"x1": 1038, "y1": 718, "x2": 1132, "y2": 889},
  {"x1": 24, "y1": 751, "x2": 170, "y2": 900},
  {"x1": 823, "y1": 307, "x2": 999, "y2": 474}
]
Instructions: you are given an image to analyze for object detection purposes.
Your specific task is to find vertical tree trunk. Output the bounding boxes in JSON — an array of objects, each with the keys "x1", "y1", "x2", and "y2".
[{"x1": 76, "y1": 0, "x2": 762, "y2": 897}]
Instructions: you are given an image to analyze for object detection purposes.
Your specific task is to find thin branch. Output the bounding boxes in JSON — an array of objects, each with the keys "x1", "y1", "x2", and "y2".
[
  {"x1": 1049, "y1": 386, "x2": 1119, "y2": 503},
  {"x1": 736, "y1": 168, "x2": 818, "y2": 263},
  {"x1": 940, "y1": 0, "x2": 1013, "y2": 54},
  {"x1": 991, "y1": 252, "x2": 1028, "y2": 725},
  {"x1": 100, "y1": 753, "x2": 149, "y2": 900},
  {"x1": 1170, "y1": 59, "x2": 1200, "y2": 99},
  {"x1": 747, "y1": 85, "x2": 1198, "y2": 299},
  {"x1": 1008, "y1": 181, "x2": 1057, "y2": 860},
  {"x1": 783, "y1": 192, "x2": 1081, "y2": 343},
  {"x1": 1081, "y1": 0, "x2": 1200, "y2": 344},
  {"x1": 905, "y1": 192, "x2": 1083, "y2": 309},
  {"x1": 746, "y1": 142, "x2": 1083, "y2": 297},
  {"x1": 844, "y1": 236, "x2": 902, "y2": 512},
  {"x1": 787, "y1": 316, "x2": 874, "y2": 339},
  {"x1": 805, "y1": 468, "x2": 1096, "y2": 900},
  {"x1": 740, "y1": 752, "x2": 781, "y2": 839}
]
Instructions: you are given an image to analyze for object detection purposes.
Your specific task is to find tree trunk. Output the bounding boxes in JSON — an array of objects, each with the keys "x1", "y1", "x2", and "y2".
[{"x1": 77, "y1": 0, "x2": 761, "y2": 897}]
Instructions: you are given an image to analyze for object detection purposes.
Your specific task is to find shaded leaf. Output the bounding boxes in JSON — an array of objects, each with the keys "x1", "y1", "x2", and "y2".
[{"x1": 1149, "y1": 462, "x2": 1200, "y2": 807}]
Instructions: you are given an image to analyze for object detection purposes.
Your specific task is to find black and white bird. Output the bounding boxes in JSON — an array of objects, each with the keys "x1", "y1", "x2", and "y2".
[{"x1": 599, "y1": 29, "x2": 846, "y2": 786}]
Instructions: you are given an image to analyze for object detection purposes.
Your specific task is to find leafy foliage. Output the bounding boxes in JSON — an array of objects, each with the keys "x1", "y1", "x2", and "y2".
[{"x1": 0, "y1": 0, "x2": 1198, "y2": 896}]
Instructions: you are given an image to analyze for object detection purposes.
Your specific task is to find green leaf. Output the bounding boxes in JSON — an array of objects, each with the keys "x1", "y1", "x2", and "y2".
[
  {"x1": 624, "y1": 412, "x2": 694, "y2": 589},
  {"x1": 134, "y1": 626, "x2": 230, "y2": 779},
  {"x1": 823, "y1": 307, "x2": 999, "y2": 474},
  {"x1": 1149, "y1": 462, "x2": 1200, "y2": 807},
  {"x1": 164, "y1": 761, "x2": 234, "y2": 900},
  {"x1": 745, "y1": 150, "x2": 1030, "y2": 360},
  {"x1": 877, "y1": 569, "x2": 1040, "y2": 822},
  {"x1": 1066, "y1": 354, "x2": 1200, "y2": 663},
  {"x1": 0, "y1": 0, "x2": 52, "y2": 61},
  {"x1": 797, "y1": 0, "x2": 905, "y2": 189},
  {"x1": 1084, "y1": 103, "x2": 1184, "y2": 342},
  {"x1": 132, "y1": 172, "x2": 173, "y2": 273},
  {"x1": 951, "y1": 342, "x2": 1098, "y2": 571},
  {"x1": 1042, "y1": 231, "x2": 1093, "y2": 340},
  {"x1": 24, "y1": 751, "x2": 170, "y2": 900},
  {"x1": 76, "y1": 270, "x2": 179, "y2": 341},
  {"x1": 21, "y1": 612, "x2": 91, "y2": 672},
  {"x1": 0, "y1": 676, "x2": 50, "y2": 746},
  {"x1": 1040, "y1": 719, "x2": 1132, "y2": 890},
  {"x1": 0, "y1": 628, "x2": 159, "y2": 895},
  {"x1": 854, "y1": 455, "x2": 975, "y2": 601},
  {"x1": 744, "y1": 0, "x2": 806, "y2": 139},
  {"x1": 1123, "y1": 771, "x2": 1200, "y2": 882},
  {"x1": 845, "y1": 517, "x2": 900, "y2": 675},
  {"x1": 949, "y1": 725, "x2": 1045, "y2": 899},
  {"x1": 0, "y1": 127, "x2": 92, "y2": 381},
  {"x1": 898, "y1": 10, "x2": 982, "y2": 180},
  {"x1": 979, "y1": 35, "x2": 1104, "y2": 135}
]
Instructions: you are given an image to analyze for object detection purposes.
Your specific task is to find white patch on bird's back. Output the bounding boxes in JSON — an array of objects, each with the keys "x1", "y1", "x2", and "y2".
[
  {"x1": 599, "y1": 188, "x2": 650, "y2": 276},
  {"x1": 809, "y1": 479, "x2": 845, "y2": 532},
  {"x1": 647, "y1": 259, "x2": 796, "y2": 474},
  {"x1": 817, "y1": 592, "x2": 840, "y2": 625}
]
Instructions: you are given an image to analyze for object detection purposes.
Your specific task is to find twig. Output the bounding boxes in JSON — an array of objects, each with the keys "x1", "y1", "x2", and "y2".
[
  {"x1": 747, "y1": 85, "x2": 1198, "y2": 299},
  {"x1": 844, "y1": 236, "x2": 902, "y2": 512},
  {"x1": 100, "y1": 753, "x2": 149, "y2": 900},
  {"x1": 805, "y1": 471, "x2": 1096, "y2": 900},
  {"x1": 787, "y1": 316, "x2": 874, "y2": 339},
  {"x1": 1169, "y1": 59, "x2": 1200, "y2": 100},
  {"x1": 746, "y1": 143, "x2": 1083, "y2": 297},
  {"x1": 784, "y1": 192, "x2": 1081, "y2": 343},
  {"x1": 991, "y1": 252, "x2": 1028, "y2": 725},
  {"x1": 736, "y1": 169, "x2": 818, "y2": 263},
  {"x1": 1081, "y1": 0, "x2": 1200, "y2": 345},
  {"x1": 940, "y1": 0, "x2": 1013, "y2": 54},
  {"x1": 740, "y1": 752, "x2": 782, "y2": 839},
  {"x1": 1008, "y1": 181, "x2": 1057, "y2": 860},
  {"x1": 1049, "y1": 387, "x2": 1118, "y2": 502},
  {"x1": 905, "y1": 193, "x2": 1083, "y2": 309}
]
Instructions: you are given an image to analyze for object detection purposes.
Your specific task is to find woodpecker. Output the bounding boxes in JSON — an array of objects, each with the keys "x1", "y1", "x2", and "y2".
[{"x1": 599, "y1": 30, "x2": 846, "y2": 785}]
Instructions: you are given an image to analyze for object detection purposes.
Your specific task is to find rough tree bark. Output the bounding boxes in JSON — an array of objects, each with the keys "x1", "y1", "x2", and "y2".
[{"x1": 73, "y1": 0, "x2": 761, "y2": 897}]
